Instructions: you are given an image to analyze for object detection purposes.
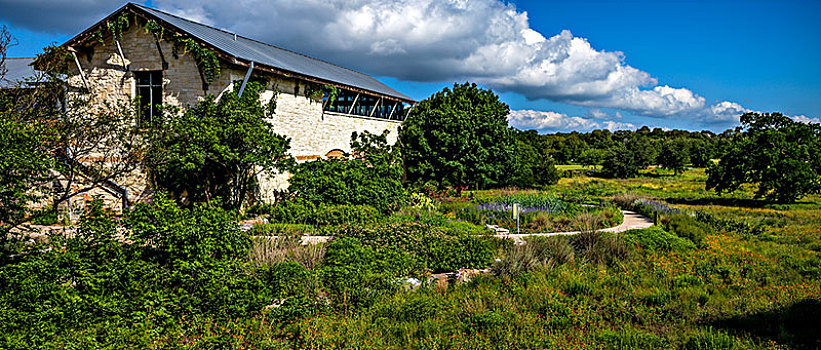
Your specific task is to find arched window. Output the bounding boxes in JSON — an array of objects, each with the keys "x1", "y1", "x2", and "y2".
[{"x1": 325, "y1": 149, "x2": 345, "y2": 159}]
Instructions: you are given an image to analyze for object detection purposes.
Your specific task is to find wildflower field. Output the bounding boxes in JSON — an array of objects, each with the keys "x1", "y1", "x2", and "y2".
[{"x1": 1, "y1": 168, "x2": 819, "y2": 349}]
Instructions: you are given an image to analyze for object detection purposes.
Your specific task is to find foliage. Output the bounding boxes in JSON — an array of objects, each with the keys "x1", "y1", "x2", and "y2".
[
  {"x1": 622, "y1": 226, "x2": 696, "y2": 252},
  {"x1": 0, "y1": 116, "x2": 56, "y2": 242},
  {"x1": 288, "y1": 130, "x2": 407, "y2": 213},
  {"x1": 665, "y1": 214, "x2": 710, "y2": 248},
  {"x1": 126, "y1": 193, "x2": 250, "y2": 263},
  {"x1": 657, "y1": 138, "x2": 691, "y2": 175},
  {"x1": 513, "y1": 129, "x2": 560, "y2": 187},
  {"x1": 173, "y1": 36, "x2": 221, "y2": 87},
  {"x1": 400, "y1": 82, "x2": 517, "y2": 189},
  {"x1": 602, "y1": 142, "x2": 641, "y2": 178},
  {"x1": 144, "y1": 81, "x2": 292, "y2": 209},
  {"x1": 334, "y1": 222, "x2": 499, "y2": 273},
  {"x1": 3, "y1": 44, "x2": 144, "y2": 244},
  {"x1": 707, "y1": 112, "x2": 821, "y2": 202},
  {"x1": 259, "y1": 200, "x2": 384, "y2": 226}
]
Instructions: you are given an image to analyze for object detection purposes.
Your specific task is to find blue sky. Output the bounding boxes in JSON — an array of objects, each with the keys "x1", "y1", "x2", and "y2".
[{"x1": 2, "y1": 0, "x2": 819, "y2": 132}]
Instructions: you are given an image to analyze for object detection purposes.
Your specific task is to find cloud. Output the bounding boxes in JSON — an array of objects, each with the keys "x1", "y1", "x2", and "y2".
[
  {"x1": 508, "y1": 110, "x2": 635, "y2": 133},
  {"x1": 793, "y1": 115, "x2": 821, "y2": 124},
  {"x1": 3, "y1": 0, "x2": 754, "y2": 125},
  {"x1": 150, "y1": 0, "x2": 749, "y2": 123},
  {"x1": 586, "y1": 109, "x2": 622, "y2": 120},
  {"x1": 0, "y1": 0, "x2": 127, "y2": 33}
]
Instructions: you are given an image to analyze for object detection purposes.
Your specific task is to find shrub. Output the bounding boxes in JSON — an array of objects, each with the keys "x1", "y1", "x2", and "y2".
[
  {"x1": 572, "y1": 231, "x2": 631, "y2": 266},
  {"x1": 622, "y1": 226, "x2": 696, "y2": 252},
  {"x1": 492, "y1": 243, "x2": 542, "y2": 279},
  {"x1": 597, "y1": 328, "x2": 668, "y2": 349},
  {"x1": 685, "y1": 327, "x2": 737, "y2": 350},
  {"x1": 126, "y1": 193, "x2": 250, "y2": 263},
  {"x1": 322, "y1": 237, "x2": 418, "y2": 308},
  {"x1": 265, "y1": 201, "x2": 384, "y2": 226},
  {"x1": 333, "y1": 223, "x2": 497, "y2": 273},
  {"x1": 289, "y1": 131, "x2": 407, "y2": 213},
  {"x1": 665, "y1": 214, "x2": 710, "y2": 247}
]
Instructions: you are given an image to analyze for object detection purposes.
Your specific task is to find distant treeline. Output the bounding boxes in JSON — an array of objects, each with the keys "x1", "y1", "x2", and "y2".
[{"x1": 517, "y1": 126, "x2": 737, "y2": 175}]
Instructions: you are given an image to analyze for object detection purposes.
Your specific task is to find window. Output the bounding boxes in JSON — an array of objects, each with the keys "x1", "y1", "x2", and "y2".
[
  {"x1": 135, "y1": 71, "x2": 162, "y2": 125},
  {"x1": 323, "y1": 88, "x2": 407, "y2": 120}
]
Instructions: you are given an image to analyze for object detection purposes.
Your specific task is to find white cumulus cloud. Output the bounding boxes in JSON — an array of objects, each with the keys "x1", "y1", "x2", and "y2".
[
  {"x1": 508, "y1": 110, "x2": 635, "y2": 133},
  {"x1": 1, "y1": 0, "x2": 764, "y2": 126}
]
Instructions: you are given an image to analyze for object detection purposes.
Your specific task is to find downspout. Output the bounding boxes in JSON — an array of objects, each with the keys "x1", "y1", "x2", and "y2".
[{"x1": 238, "y1": 61, "x2": 255, "y2": 98}]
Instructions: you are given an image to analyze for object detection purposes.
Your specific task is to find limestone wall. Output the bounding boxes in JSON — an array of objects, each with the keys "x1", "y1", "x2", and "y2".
[{"x1": 65, "y1": 21, "x2": 402, "y2": 206}]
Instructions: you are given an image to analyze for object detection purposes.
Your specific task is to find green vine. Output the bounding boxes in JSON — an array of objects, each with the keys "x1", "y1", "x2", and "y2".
[
  {"x1": 107, "y1": 13, "x2": 132, "y2": 42},
  {"x1": 173, "y1": 35, "x2": 221, "y2": 86},
  {"x1": 266, "y1": 90, "x2": 279, "y2": 116},
  {"x1": 324, "y1": 84, "x2": 339, "y2": 108},
  {"x1": 144, "y1": 20, "x2": 165, "y2": 41},
  {"x1": 304, "y1": 83, "x2": 339, "y2": 107}
]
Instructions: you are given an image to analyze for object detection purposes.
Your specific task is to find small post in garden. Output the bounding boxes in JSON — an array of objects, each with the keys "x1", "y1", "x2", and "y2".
[{"x1": 513, "y1": 203, "x2": 520, "y2": 234}]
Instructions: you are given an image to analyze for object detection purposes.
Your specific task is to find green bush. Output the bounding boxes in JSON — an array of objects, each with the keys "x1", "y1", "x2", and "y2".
[
  {"x1": 622, "y1": 226, "x2": 696, "y2": 252},
  {"x1": 665, "y1": 214, "x2": 710, "y2": 247},
  {"x1": 597, "y1": 328, "x2": 668, "y2": 349},
  {"x1": 126, "y1": 193, "x2": 250, "y2": 263},
  {"x1": 333, "y1": 223, "x2": 498, "y2": 273},
  {"x1": 264, "y1": 200, "x2": 384, "y2": 226},
  {"x1": 289, "y1": 131, "x2": 407, "y2": 213},
  {"x1": 684, "y1": 327, "x2": 737, "y2": 350},
  {"x1": 322, "y1": 237, "x2": 418, "y2": 308}
]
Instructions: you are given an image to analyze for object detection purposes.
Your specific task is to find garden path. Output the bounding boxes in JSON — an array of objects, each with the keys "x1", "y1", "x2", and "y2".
[
  {"x1": 250, "y1": 209, "x2": 654, "y2": 245},
  {"x1": 501, "y1": 210, "x2": 654, "y2": 244}
]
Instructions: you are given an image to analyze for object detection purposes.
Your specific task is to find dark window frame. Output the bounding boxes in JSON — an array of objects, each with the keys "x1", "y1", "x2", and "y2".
[{"x1": 135, "y1": 71, "x2": 163, "y2": 125}]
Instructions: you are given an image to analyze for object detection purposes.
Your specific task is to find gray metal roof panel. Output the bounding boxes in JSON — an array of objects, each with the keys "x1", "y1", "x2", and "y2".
[
  {"x1": 133, "y1": 4, "x2": 413, "y2": 102},
  {"x1": 0, "y1": 57, "x2": 38, "y2": 88}
]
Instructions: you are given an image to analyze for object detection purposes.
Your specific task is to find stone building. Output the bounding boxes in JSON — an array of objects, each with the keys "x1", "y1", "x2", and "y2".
[{"x1": 46, "y1": 3, "x2": 415, "y2": 210}]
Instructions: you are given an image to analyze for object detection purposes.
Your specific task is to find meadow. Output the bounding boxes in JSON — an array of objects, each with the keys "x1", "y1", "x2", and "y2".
[{"x1": 1, "y1": 168, "x2": 819, "y2": 349}]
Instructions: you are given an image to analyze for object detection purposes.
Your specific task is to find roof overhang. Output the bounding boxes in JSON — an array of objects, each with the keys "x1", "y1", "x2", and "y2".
[{"x1": 62, "y1": 3, "x2": 416, "y2": 104}]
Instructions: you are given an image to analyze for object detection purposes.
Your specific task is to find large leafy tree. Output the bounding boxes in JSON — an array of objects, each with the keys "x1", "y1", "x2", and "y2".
[
  {"x1": 706, "y1": 112, "x2": 821, "y2": 202},
  {"x1": 399, "y1": 82, "x2": 517, "y2": 189},
  {"x1": 144, "y1": 81, "x2": 292, "y2": 209},
  {"x1": 657, "y1": 138, "x2": 690, "y2": 175},
  {"x1": 513, "y1": 129, "x2": 559, "y2": 187}
]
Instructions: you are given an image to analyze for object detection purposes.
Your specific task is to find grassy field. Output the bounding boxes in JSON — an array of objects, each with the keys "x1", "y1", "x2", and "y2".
[
  {"x1": 210, "y1": 168, "x2": 820, "y2": 348},
  {"x1": 259, "y1": 169, "x2": 817, "y2": 348},
  {"x1": 2, "y1": 168, "x2": 819, "y2": 349}
]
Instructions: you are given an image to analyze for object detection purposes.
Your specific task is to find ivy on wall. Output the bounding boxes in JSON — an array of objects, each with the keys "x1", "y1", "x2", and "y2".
[
  {"x1": 304, "y1": 83, "x2": 339, "y2": 107},
  {"x1": 172, "y1": 36, "x2": 221, "y2": 87}
]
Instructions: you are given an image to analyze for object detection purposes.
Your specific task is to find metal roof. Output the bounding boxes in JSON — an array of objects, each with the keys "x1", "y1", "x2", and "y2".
[
  {"x1": 95, "y1": 4, "x2": 412, "y2": 102},
  {"x1": 0, "y1": 57, "x2": 38, "y2": 88}
]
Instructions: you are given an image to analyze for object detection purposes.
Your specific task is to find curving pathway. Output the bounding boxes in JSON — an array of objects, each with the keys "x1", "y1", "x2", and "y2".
[
  {"x1": 246, "y1": 209, "x2": 654, "y2": 245},
  {"x1": 500, "y1": 210, "x2": 654, "y2": 244}
]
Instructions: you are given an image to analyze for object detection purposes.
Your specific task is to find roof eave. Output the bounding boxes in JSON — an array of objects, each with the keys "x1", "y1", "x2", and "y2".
[{"x1": 61, "y1": 3, "x2": 416, "y2": 104}]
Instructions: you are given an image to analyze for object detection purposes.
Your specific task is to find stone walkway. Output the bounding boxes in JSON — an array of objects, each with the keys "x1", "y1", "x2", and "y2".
[
  {"x1": 501, "y1": 210, "x2": 654, "y2": 244},
  {"x1": 252, "y1": 209, "x2": 654, "y2": 245}
]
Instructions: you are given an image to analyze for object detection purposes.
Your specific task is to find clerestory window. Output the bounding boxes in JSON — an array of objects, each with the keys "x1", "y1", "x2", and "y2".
[
  {"x1": 135, "y1": 71, "x2": 163, "y2": 125},
  {"x1": 323, "y1": 88, "x2": 407, "y2": 120}
]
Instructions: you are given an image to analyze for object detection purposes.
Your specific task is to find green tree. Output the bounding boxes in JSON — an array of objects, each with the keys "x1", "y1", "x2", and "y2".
[
  {"x1": 657, "y1": 138, "x2": 690, "y2": 175},
  {"x1": 601, "y1": 143, "x2": 640, "y2": 178},
  {"x1": 144, "y1": 81, "x2": 293, "y2": 209},
  {"x1": 706, "y1": 112, "x2": 821, "y2": 202},
  {"x1": 512, "y1": 130, "x2": 559, "y2": 187},
  {"x1": 399, "y1": 82, "x2": 516, "y2": 189},
  {"x1": 688, "y1": 140, "x2": 715, "y2": 168},
  {"x1": 578, "y1": 148, "x2": 607, "y2": 168}
]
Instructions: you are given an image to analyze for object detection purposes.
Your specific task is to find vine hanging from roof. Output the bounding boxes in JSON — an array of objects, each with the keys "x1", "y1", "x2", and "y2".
[
  {"x1": 304, "y1": 83, "x2": 339, "y2": 107},
  {"x1": 172, "y1": 35, "x2": 221, "y2": 87}
]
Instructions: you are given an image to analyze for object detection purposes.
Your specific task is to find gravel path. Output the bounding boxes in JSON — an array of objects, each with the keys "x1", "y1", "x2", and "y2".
[{"x1": 500, "y1": 210, "x2": 654, "y2": 244}]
